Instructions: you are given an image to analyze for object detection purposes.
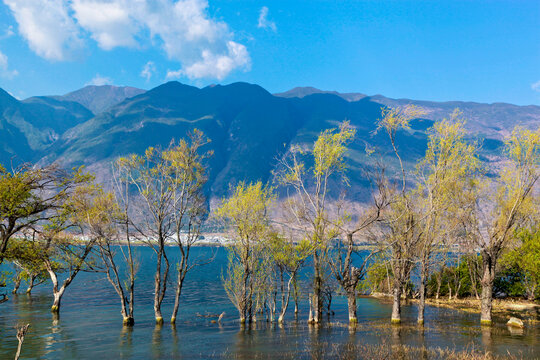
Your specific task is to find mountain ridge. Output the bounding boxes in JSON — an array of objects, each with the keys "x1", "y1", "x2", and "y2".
[
  {"x1": 50, "y1": 85, "x2": 146, "y2": 115},
  {"x1": 1, "y1": 82, "x2": 538, "y2": 200}
]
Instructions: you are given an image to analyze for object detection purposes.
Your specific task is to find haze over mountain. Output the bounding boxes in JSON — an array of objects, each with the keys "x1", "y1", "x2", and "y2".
[{"x1": 1, "y1": 82, "x2": 538, "y2": 200}]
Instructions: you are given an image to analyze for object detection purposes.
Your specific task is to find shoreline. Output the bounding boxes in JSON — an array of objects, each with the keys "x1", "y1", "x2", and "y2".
[{"x1": 417, "y1": 297, "x2": 539, "y2": 322}]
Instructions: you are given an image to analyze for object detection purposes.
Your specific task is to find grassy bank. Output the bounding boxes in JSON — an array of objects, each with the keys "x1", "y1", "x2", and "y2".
[{"x1": 422, "y1": 297, "x2": 539, "y2": 322}]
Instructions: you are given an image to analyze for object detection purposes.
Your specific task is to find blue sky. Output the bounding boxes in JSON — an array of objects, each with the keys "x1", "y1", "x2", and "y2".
[{"x1": 0, "y1": 0, "x2": 538, "y2": 105}]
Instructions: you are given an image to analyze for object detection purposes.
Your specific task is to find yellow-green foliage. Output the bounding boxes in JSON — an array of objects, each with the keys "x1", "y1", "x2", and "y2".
[
  {"x1": 377, "y1": 105, "x2": 425, "y2": 139},
  {"x1": 0, "y1": 166, "x2": 38, "y2": 219},
  {"x1": 266, "y1": 232, "x2": 313, "y2": 272},
  {"x1": 217, "y1": 181, "x2": 274, "y2": 244},
  {"x1": 312, "y1": 122, "x2": 356, "y2": 179},
  {"x1": 4, "y1": 238, "x2": 50, "y2": 283},
  {"x1": 414, "y1": 109, "x2": 482, "y2": 249},
  {"x1": 417, "y1": 109, "x2": 480, "y2": 202},
  {"x1": 114, "y1": 129, "x2": 210, "y2": 232},
  {"x1": 495, "y1": 126, "x2": 540, "y2": 225}
]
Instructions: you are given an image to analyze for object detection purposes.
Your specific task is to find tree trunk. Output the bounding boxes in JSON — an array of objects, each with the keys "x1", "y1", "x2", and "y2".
[
  {"x1": 417, "y1": 275, "x2": 426, "y2": 325},
  {"x1": 391, "y1": 284, "x2": 402, "y2": 324},
  {"x1": 278, "y1": 275, "x2": 293, "y2": 323},
  {"x1": 480, "y1": 270, "x2": 494, "y2": 326},
  {"x1": 346, "y1": 289, "x2": 357, "y2": 324},
  {"x1": 238, "y1": 261, "x2": 249, "y2": 324},
  {"x1": 480, "y1": 251, "x2": 496, "y2": 326},
  {"x1": 51, "y1": 289, "x2": 64, "y2": 313},
  {"x1": 435, "y1": 274, "x2": 441, "y2": 300},
  {"x1": 293, "y1": 275, "x2": 299, "y2": 319},
  {"x1": 312, "y1": 252, "x2": 323, "y2": 324},
  {"x1": 454, "y1": 281, "x2": 461, "y2": 300},
  {"x1": 12, "y1": 277, "x2": 21, "y2": 295},
  {"x1": 25, "y1": 275, "x2": 35, "y2": 294},
  {"x1": 46, "y1": 265, "x2": 66, "y2": 314},
  {"x1": 120, "y1": 292, "x2": 133, "y2": 326},
  {"x1": 308, "y1": 295, "x2": 314, "y2": 324},
  {"x1": 126, "y1": 218, "x2": 135, "y2": 325},
  {"x1": 247, "y1": 277, "x2": 254, "y2": 323},
  {"x1": 153, "y1": 251, "x2": 164, "y2": 325},
  {"x1": 170, "y1": 272, "x2": 185, "y2": 324}
]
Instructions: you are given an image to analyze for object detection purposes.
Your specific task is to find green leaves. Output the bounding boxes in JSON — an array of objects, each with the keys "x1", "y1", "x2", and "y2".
[
  {"x1": 313, "y1": 122, "x2": 356, "y2": 178},
  {"x1": 376, "y1": 105, "x2": 425, "y2": 139},
  {"x1": 217, "y1": 181, "x2": 274, "y2": 244}
]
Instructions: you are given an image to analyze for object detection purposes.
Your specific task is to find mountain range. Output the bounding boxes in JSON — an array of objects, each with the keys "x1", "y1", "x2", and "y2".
[{"x1": 1, "y1": 83, "x2": 538, "y2": 201}]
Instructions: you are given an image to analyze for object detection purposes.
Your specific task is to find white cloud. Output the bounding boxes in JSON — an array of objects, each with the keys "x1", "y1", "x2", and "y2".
[
  {"x1": 0, "y1": 50, "x2": 18, "y2": 79},
  {"x1": 531, "y1": 80, "x2": 540, "y2": 92},
  {"x1": 71, "y1": 0, "x2": 139, "y2": 50},
  {"x1": 86, "y1": 74, "x2": 113, "y2": 86},
  {"x1": 175, "y1": 41, "x2": 250, "y2": 80},
  {"x1": 4, "y1": 0, "x2": 83, "y2": 61},
  {"x1": 4, "y1": 0, "x2": 250, "y2": 80},
  {"x1": 137, "y1": 0, "x2": 250, "y2": 79},
  {"x1": 140, "y1": 61, "x2": 156, "y2": 81},
  {"x1": 257, "y1": 6, "x2": 276, "y2": 32}
]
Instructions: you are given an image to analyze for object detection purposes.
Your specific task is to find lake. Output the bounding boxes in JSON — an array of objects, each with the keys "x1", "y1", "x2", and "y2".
[{"x1": 0, "y1": 247, "x2": 538, "y2": 359}]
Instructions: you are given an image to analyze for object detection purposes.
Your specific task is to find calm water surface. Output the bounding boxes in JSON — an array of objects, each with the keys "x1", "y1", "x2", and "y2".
[{"x1": 0, "y1": 247, "x2": 538, "y2": 359}]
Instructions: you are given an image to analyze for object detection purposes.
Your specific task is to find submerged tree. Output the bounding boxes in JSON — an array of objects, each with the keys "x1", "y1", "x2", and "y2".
[
  {"x1": 98, "y1": 159, "x2": 142, "y2": 326},
  {"x1": 329, "y1": 175, "x2": 388, "y2": 325},
  {"x1": 118, "y1": 131, "x2": 211, "y2": 325},
  {"x1": 375, "y1": 105, "x2": 425, "y2": 324},
  {"x1": 277, "y1": 122, "x2": 355, "y2": 324},
  {"x1": 166, "y1": 131, "x2": 212, "y2": 325},
  {"x1": 219, "y1": 181, "x2": 274, "y2": 324},
  {"x1": 266, "y1": 231, "x2": 311, "y2": 323},
  {"x1": 414, "y1": 110, "x2": 481, "y2": 325},
  {"x1": 117, "y1": 148, "x2": 172, "y2": 325},
  {"x1": 40, "y1": 180, "x2": 102, "y2": 314},
  {"x1": 73, "y1": 182, "x2": 139, "y2": 326},
  {"x1": 467, "y1": 127, "x2": 539, "y2": 325}
]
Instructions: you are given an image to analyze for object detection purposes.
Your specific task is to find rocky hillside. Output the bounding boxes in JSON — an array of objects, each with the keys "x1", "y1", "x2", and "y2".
[{"x1": 1, "y1": 82, "x2": 538, "y2": 200}]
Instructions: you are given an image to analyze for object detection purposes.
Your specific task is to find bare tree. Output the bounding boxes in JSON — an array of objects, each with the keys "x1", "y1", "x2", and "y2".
[
  {"x1": 167, "y1": 131, "x2": 212, "y2": 325},
  {"x1": 276, "y1": 122, "x2": 355, "y2": 324},
  {"x1": 118, "y1": 132, "x2": 212, "y2": 325},
  {"x1": 117, "y1": 148, "x2": 174, "y2": 325},
  {"x1": 374, "y1": 105, "x2": 425, "y2": 324},
  {"x1": 466, "y1": 127, "x2": 539, "y2": 325},
  {"x1": 328, "y1": 169, "x2": 388, "y2": 325},
  {"x1": 413, "y1": 110, "x2": 481, "y2": 325}
]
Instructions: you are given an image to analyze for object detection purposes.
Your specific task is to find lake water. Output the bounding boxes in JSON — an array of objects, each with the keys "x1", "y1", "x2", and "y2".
[{"x1": 0, "y1": 247, "x2": 538, "y2": 359}]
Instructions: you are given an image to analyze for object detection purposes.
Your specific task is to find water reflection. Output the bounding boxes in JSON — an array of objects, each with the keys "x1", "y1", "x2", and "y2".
[
  {"x1": 391, "y1": 324, "x2": 402, "y2": 347},
  {"x1": 151, "y1": 324, "x2": 163, "y2": 359},
  {"x1": 167, "y1": 324, "x2": 177, "y2": 358},
  {"x1": 119, "y1": 324, "x2": 133, "y2": 358},
  {"x1": 507, "y1": 325, "x2": 524, "y2": 337},
  {"x1": 235, "y1": 326, "x2": 255, "y2": 360},
  {"x1": 481, "y1": 326, "x2": 492, "y2": 351}
]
